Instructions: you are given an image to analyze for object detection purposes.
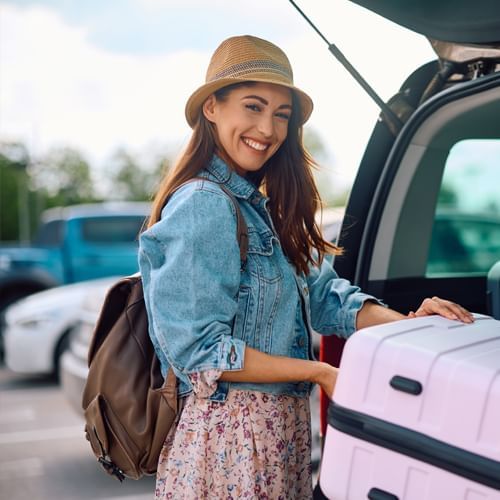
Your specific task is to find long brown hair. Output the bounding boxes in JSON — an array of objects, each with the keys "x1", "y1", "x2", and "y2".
[{"x1": 147, "y1": 82, "x2": 341, "y2": 275}]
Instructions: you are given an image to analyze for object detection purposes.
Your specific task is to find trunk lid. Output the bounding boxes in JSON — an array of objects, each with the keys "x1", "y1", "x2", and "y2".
[{"x1": 350, "y1": 0, "x2": 500, "y2": 44}]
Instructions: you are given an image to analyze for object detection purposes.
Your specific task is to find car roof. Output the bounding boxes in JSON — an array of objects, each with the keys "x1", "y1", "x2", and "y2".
[
  {"x1": 41, "y1": 202, "x2": 151, "y2": 222},
  {"x1": 350, "y1": 0, "x2": 500, "y2": 44}
]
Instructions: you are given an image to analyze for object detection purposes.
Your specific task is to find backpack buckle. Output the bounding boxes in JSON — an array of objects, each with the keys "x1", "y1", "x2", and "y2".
[{"x1": 98, "y1": 456, "x2": 126, "y2": 482}]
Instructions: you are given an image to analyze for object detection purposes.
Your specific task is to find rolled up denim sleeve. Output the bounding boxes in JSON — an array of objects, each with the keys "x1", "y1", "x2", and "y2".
[
  {"x1": 139, "y1": 184, "x2": 245, "y2": 376},
  {"x1": 306, "y1": 257, "x2": 385, "y2": 338}
]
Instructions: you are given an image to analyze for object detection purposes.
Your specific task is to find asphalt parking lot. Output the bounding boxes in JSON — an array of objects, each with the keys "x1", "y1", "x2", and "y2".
[{"x1": 0, "y1": 364, "x2": 155, "y2": 500}]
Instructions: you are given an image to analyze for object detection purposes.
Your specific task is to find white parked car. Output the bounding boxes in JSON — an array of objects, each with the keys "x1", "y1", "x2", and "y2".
[{"x1": 3, "y1": 277, "x2": 117, "y2": 378}]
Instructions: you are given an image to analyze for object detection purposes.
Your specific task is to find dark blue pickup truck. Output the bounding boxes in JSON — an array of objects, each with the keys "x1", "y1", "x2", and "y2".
[{"x1": 0, "y1": 202, "x2": 150, "y2": 313}]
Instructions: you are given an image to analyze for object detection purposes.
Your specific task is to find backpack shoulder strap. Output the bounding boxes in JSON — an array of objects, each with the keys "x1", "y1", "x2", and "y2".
[
  {"x1": 169, "y1": 177, "x2": 248, "y2": 266},
  {"x1": 217, "y1": 183, "x2": 248, "y2": 267}
]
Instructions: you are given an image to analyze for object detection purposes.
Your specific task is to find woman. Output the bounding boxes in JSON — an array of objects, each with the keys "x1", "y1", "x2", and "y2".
[{"x1": 139, "y1": 35, "x2": 473, "y2": 499}]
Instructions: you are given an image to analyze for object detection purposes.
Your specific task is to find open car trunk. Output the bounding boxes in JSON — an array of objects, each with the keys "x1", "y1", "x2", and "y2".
[{"x1": 313, "y1": 0, "x2": 500, "y2": 462}]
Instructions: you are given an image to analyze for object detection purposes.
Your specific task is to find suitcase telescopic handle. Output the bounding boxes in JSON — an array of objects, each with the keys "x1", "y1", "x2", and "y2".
[{"x1": 390, "y1": 375, "x2": 423, "y2": 395}]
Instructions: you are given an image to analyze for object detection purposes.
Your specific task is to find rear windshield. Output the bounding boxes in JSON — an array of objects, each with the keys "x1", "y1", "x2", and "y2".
[
  {"x1": 81, "y1": 216, "x2": 146, "y2": 244},
  {"x1": 34, "y1": 220, "x2": 65, "y2": 247}
]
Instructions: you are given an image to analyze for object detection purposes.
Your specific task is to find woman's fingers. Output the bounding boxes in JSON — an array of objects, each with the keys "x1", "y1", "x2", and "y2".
[{"x1": 412, "y1": 296, "x2": 474, "y2": 323}]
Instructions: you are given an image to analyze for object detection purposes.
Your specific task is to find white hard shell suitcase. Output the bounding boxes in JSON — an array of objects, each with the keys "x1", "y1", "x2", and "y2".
[{"x1": 319, "y1": 315, "x2": 500, "y2": 500}]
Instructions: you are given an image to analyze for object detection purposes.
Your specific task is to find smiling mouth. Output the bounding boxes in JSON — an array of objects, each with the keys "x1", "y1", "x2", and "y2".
[{"x1": 242, "y1": 137, "x2": 269, "y2": 152}]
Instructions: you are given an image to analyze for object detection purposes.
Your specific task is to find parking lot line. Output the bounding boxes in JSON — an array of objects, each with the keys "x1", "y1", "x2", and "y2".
[
  {"x1": 0, "y1": 425, "x2": 83, "y2": 444},
  {"x1": 0, "y1": 457, "x2": 44, "y2": 480},
  {"x1": 0, "y1": 407, "x2": 36, "y2": 424}
]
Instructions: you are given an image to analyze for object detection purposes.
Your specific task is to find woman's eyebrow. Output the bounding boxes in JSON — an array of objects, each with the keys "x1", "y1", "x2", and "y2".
[{"x1": 242, "y1": 95, "x2": 292, "y2": 110}]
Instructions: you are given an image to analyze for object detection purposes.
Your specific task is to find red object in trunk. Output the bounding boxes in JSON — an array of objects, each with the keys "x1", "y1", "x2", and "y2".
[{"x1": 319, "y1": 335, "x2": 346, "y2": 437}]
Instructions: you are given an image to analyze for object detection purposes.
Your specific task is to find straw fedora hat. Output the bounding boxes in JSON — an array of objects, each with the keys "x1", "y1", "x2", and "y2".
[{"x1": 185, "y1": 35, "x2": 313, "y2": 128}]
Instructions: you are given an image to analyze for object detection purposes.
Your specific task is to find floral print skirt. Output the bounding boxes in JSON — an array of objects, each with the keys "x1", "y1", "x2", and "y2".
[{"x1": 155, "y1": 378, "x2": 312, "y2": 499}]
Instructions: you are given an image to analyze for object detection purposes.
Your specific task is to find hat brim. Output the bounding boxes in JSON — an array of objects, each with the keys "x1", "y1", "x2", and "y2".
[{"x1": 185, "y1": 77, "x2": 313, "y2": 128}]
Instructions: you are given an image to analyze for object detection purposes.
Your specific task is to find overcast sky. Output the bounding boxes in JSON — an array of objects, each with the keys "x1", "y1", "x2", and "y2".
[{"x1": 0, "y1": 0, "x2": 435, "y2": 191}]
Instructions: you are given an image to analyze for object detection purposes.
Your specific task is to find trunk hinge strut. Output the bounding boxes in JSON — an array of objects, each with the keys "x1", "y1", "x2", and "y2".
[{"x1": 289, "y1": 0, "x2": 404, "y2": 134}]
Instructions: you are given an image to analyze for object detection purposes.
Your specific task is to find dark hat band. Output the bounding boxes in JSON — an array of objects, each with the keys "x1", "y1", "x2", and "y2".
[{"x1": 211, "y1": 60, "x2": 292, "y2": 82}]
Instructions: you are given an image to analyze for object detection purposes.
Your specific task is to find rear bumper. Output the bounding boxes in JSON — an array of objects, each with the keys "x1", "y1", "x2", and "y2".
[{"x1": 60, "y1": 350, "x2": 88, "y2": 415}]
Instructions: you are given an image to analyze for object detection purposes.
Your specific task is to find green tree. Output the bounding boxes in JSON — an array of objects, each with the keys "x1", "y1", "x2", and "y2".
[
  {"x1": 107, "y1": 148, "x2": 170, "y2": 201},
  {"x1": 29, "y1": 146, "x2": 97, "y2": 207},
  {"x1": 437, "y1": 183, "x2": 459, "y2": 208},
  {"x1": 0, "y1": 142, "x2": 32, "y2": 242}
]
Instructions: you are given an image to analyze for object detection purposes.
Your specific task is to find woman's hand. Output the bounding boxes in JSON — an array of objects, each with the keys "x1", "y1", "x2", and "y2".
[
  {"x1": 408, "y1": 296, "x2": 474, "y2": 323},
  {"x1": 313, "y1": 362, "x2": 339, "y2": 399}
]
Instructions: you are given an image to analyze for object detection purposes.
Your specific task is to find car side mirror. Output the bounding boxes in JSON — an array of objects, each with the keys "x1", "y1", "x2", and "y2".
[{"x1": 487, "y1": 261, "x2": 500, "y2": 319}]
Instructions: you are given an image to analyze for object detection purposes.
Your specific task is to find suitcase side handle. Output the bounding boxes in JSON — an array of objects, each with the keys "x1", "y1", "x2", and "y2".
[
  {"x1": 368, "y1": 487, "x2": 399, "y2": 500},
  {"x1": 368, "y1": 488, "x2": 399, "y2": 500},
  {"x1": 390, "y1": 375, "x2": 423, "y2": 395}
]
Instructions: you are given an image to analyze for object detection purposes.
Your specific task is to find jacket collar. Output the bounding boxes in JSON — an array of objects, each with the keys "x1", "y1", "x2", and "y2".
[{"x1": 203, "y1": 155, "x2": 265, "y2": 202}]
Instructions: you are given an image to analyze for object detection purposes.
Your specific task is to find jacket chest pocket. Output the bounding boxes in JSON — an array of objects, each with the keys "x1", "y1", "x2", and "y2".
[{"x1": 246, "y1": 227, "x2": 282, "y2": 283}]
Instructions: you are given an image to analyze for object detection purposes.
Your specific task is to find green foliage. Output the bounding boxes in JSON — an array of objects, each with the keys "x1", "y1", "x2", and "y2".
[
  {"x1": 437, "y1": 183, "x2": 459, "y2": 207},
  {"x1": 28, "y1": 147, "x2": 98, "y2": 207},
  {"x1": 0, "y1": 143, "x2": 104, "y2": 242},
  {"x1": 108, "y1": 148, "x2": 169, "y2": 201},
  {"x1": 0, "y1": 142, "x2": 31, "y2": 241}
]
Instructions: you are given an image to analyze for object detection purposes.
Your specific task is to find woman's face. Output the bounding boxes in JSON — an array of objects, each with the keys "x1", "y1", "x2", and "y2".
[{"x1": 202, "y1": 82, "x2": 292, "y2": 176}]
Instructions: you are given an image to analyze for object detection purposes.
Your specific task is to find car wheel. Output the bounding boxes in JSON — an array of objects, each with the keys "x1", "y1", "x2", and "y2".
[{"x1": 53, "y1": 330, "x2": 72, "y2": 381}]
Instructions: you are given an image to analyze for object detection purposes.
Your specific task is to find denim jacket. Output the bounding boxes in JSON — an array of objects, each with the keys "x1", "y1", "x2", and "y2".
[{"x1": 138, "y1": 155, "x2": 380, "y2": 401}]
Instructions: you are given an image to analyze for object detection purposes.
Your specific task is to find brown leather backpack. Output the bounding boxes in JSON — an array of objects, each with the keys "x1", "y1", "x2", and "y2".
[{"x1": 81, "y1": 181, "x2": 248, "y2": 481}]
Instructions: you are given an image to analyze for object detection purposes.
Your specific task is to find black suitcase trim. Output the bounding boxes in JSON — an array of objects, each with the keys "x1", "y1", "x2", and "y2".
[{"x1": 328, "y1": 402, "x2": 500, "y2": 491}]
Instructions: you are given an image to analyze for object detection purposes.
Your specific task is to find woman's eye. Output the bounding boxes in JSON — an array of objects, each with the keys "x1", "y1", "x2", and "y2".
[
  {"x1": 276, "y1": 112, "x2": 290, "y2": 121},
  {"x1": 245, "y1": 104, "x2": 261, "y2": 112}
]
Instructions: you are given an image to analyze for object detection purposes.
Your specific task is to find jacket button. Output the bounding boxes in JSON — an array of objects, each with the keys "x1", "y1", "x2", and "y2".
[{"x1": 298, "y1": 337, "x2": 306, "y2": 347}]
